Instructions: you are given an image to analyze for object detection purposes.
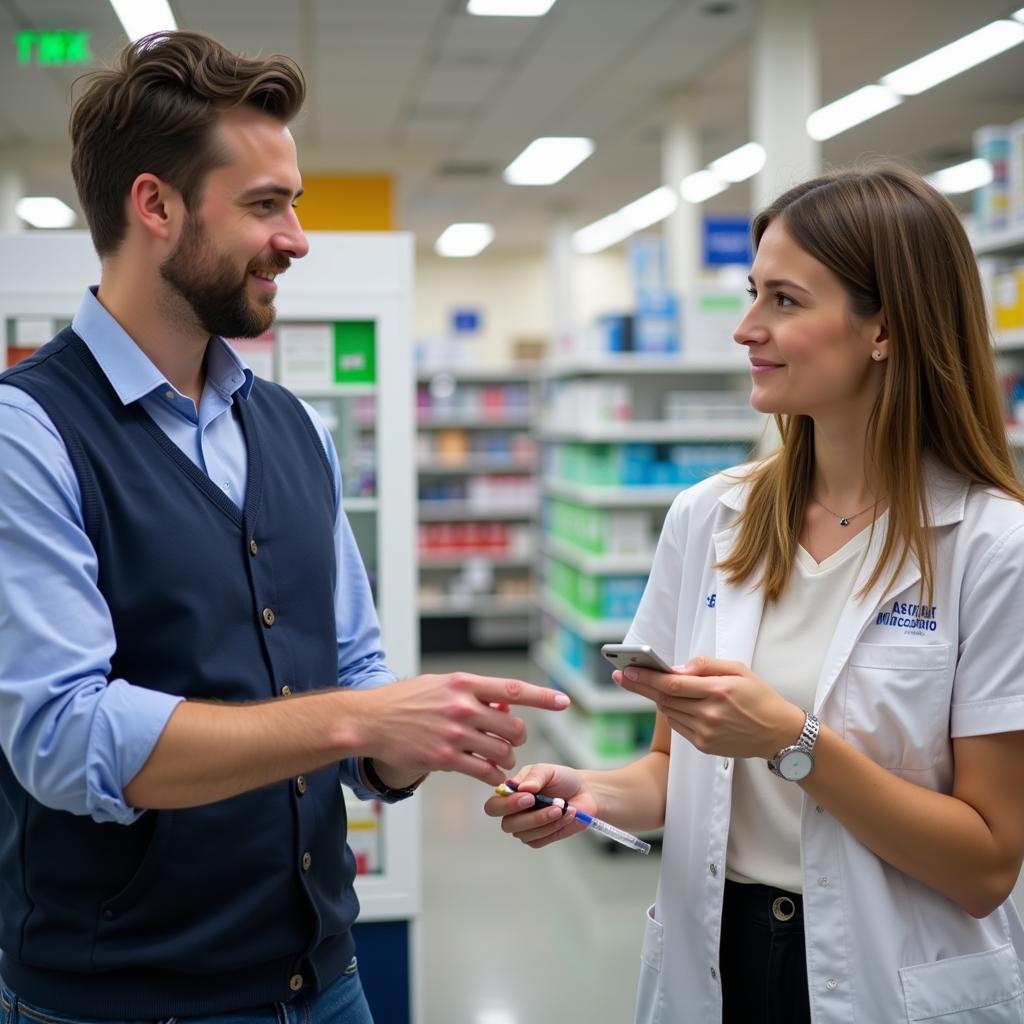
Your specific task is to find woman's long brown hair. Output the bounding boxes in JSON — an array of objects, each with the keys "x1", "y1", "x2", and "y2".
[{"x1": 717, "y1": 164, "x2": 1024, "y2": 603}]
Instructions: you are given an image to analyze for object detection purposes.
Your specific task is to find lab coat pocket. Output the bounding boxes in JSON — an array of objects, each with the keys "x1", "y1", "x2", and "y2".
[
  {"x1": 899, "y1": 943, "x2": 1023, "y2": 1022},
  {"x1": 845, "y1": 642, "x2": 952, "y2": 770},
  {"x1": 635, "y1": 904, "x2": 665, "y2": 1024}
]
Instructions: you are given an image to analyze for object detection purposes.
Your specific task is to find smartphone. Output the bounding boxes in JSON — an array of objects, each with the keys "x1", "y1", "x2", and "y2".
[{"x1": 600, "y1": 643, "x2": 675, "y2": 673}]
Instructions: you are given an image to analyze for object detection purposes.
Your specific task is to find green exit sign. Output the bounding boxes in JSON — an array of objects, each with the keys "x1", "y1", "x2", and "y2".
[{"x1": 14, "y1": 30, "x2": 91, "y2": 67}]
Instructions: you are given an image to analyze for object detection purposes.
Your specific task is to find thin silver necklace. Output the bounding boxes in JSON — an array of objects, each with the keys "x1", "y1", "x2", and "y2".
[{"x1": 812, "y1": 496, "x2": 882, "y2": 528}]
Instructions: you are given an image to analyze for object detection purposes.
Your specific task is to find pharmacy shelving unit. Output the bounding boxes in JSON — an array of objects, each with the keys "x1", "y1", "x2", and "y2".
[
  {"x1": 973, "y1": 224, "x2": 1024, "y2": 461},
  {"x1": 973, "y1": 222, "x2": 1024, "y2": 917},
  {"x1": 0, "y1": 231, "x2": 423, "y2": 1024},
  {"x1": 415, "y1": 366, "x2": 539, "y2": 648},
  {"x1": 535, "y1": 351, "x2": 762, "y2": 771}
]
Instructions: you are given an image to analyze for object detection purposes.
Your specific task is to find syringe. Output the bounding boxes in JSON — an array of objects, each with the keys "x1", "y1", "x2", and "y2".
[{"x1": 496, "y1": 779, "x2": 651, "y2": 855}]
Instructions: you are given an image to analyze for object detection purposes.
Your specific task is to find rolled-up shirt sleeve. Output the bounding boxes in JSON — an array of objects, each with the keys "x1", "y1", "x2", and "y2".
[
  {"x1": 300, "y1": 401, "x2": 398, "y2": 799},
  {"x1": 0, "y1": 387, "x2": 183, "y2": 824}
]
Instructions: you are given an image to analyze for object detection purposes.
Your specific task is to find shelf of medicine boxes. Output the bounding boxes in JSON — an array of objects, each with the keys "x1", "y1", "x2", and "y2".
[
  {"x1": 535, "y1": 353, "x2": 760, "y2": 768},
  {"x1": 0, "y1": 231, "x2": 422, "y2": 936},
  {"x1": 416, "y1": 367, "x2": 540, "y2": 623},
  {"x1": 973, "y1": 224, "x2": 1024, "y2": 445}
]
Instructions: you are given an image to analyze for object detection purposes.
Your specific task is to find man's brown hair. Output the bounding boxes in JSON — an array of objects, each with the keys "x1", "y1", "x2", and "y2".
[{"x1": 70, "y1": 31, "x2": 305, "y2": 257}]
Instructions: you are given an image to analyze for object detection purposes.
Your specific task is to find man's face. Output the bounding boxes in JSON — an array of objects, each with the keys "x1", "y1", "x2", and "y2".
[{"x1": 159, "y1": 106, "x2": 308, "y2": 339}]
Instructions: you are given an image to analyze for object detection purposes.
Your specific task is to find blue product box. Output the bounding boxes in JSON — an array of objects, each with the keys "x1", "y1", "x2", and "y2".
[
  {"x1": 602, "y1": 577, "x2": 648, "y2": 619},
  {"x1": 620, "y1": 443, "x2": 655, "y2": 486},
  {"x1": 629, "y1": 235, "x2": 669, "y2": 297},
  {"x1": 561, "y1": 625, "x2": 585, "y2": 671},
  {"x1": 648, "y1": 461, "x2": 679, "y2": 486},
  {"x1": 634, "y1": 314, "x2": 679, "y2": 353},
  {"x1": 636, "y1": 289, "x2": 678, "y2": 317},
  {"x1": 597, "y1": 313, "x2": 634, "y2": 353}
]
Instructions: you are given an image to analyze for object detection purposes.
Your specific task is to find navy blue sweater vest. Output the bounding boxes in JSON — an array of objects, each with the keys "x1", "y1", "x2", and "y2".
[{"x1": 0, "y1": 329, "x2": 358, "y2": 1015}]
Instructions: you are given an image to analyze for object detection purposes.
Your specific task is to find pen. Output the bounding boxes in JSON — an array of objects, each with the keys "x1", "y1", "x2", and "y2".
[{"x1": 496, "y1": 778, "x2": 651, "y2": 855}]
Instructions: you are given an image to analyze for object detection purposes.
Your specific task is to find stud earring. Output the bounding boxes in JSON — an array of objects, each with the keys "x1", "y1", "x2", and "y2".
[{"x1": 872, "y1": 350, "x2": 883, "y2": 361}]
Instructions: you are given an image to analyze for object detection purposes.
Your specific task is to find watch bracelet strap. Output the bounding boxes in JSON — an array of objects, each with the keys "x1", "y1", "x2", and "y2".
[
  {"x1": 798, "y1": 711, "x2": 820, "y2": 753},
  {"x1": 362, "y1": 757, "x2": 424, "y2": 801},
  {"x1": 767, "y1": 710, "x2": 819, "y2": 776}
]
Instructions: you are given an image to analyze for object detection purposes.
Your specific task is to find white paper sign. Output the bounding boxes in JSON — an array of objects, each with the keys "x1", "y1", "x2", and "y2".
[{"x1": 278, "y1": 324, "x2": 333, "y2": 389}]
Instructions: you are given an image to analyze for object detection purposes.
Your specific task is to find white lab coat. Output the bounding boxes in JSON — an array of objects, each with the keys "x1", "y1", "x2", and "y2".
[{"x1": 627, "y1": 460, "x2": 1024, "y2": 1023}]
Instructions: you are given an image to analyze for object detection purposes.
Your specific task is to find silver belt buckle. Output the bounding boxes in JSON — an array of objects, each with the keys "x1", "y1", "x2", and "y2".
[{"x1": 771, "y1": 896, "x2": 796, "y2": 922}]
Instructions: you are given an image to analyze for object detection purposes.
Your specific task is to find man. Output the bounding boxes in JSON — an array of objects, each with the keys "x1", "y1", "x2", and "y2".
[{"x1": 0, "y1": 31, "x2": 568, "y2": 1020}]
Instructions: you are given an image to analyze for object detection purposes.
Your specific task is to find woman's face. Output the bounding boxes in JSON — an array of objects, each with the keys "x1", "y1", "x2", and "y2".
[{"x1": 733, "y1": 220, "x2": 887, "y2": 420}]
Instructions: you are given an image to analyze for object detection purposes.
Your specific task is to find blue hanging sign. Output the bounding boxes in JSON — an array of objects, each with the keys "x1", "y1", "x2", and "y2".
[{"x1": 702, "y1": 216, "x2": 752, "y2": 267}]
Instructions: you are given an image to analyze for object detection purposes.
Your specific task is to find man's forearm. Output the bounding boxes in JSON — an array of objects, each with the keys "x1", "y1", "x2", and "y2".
[{"x1": 123, "y1": 688, "x2": 367, "y2": 810}]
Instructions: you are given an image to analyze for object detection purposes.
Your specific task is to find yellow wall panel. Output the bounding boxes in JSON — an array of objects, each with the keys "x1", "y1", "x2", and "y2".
[{"x1": 298, "y1": 175, "x2": 394, "y2": 231}]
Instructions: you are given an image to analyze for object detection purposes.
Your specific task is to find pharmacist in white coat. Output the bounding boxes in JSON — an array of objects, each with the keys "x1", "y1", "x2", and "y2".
[{"x1": 487, "y1": 164, "x2": 1024, "y2": 1024}]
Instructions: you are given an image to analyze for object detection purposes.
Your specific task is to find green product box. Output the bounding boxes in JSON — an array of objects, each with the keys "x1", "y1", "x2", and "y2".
[
  {"x1": 553, "y1": 500, "x2": 605, "y2": 555},
  {"x1": 634, "y1": 712, "x2": 656, "y2": 749},
  {"x1": 583, "y1": 444, "x2": 619, "y2": 486},
  {"x1": 592, "y1": 712, "x2": 636, "y2": 758},
  {"x1": 333, "y1": 321, "x2": 376, "y2": 384},
  {"x1": 576, "y1": 571, "x2": 602, "y2": 619},
  {"x1": 581, "y1": 505, "x2": 605, "y2": 554},
  {"x1": 564, "y1": 444, "x2": 584, "y2": 484},
  {"x1": 548, "y1": 559, "x2": 576, "y2": 607}
]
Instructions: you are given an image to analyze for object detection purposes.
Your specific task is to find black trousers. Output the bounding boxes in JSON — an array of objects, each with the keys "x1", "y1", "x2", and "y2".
[{"x1": 719, "y1": 879, "x2": 812, "y2": 1024}]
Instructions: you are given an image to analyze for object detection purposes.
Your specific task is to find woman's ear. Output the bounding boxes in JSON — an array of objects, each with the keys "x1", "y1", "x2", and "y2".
[{"x1": 870, "y1": 312, "x2": 890, "y2": 363}]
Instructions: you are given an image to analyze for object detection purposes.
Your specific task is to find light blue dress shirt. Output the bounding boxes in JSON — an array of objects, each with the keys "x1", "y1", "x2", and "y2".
[{"x1": 0, "y1": 288, "x2": 393, "y2": 824}]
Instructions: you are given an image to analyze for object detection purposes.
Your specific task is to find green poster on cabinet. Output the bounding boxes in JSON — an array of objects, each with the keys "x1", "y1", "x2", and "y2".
[{"x1": 333, "y1": 321, "x2": 376, "y2": 385}]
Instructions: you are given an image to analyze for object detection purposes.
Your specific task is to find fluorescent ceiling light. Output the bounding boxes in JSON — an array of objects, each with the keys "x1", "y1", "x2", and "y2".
[
  {"x1": 806, "y1": 84, "x2": 902, "y2": 141},
  {"x1": 15, "y1": 196, "x2": 76, "y2": 229},
  {"x1": 881, "y1": 21, "x2": 1024, "y2": 96},
  {"x1": 709, "y1": 142, "x2": 766, "y2": 183},
  {"x1": 435, "y1": 223, "x2": 495, "y2": 258},
  {"x1": 620, "y1": 186, "x2": 678, "y2": 230},
  {"x1": 468, "y1": 0, "x2": 557, "y2": 14},
  {"x1": 503, "y1": 137, "x2": 594, "y2": 186},
  {"x1": 680, "y1": 170, "x2": 728, "y2": 204},
  {"x1": 476, "y1": 1013, "x2": 517, "y2": 1024},
  {"x1": 1014, "y1": 8, "x2": 1024, "y2": 24},
  {"x1": 571, "y1": 186, "x2": 679, "y2": 254},
  {"x1": 571, "y1": 213, "x2": 632, "y2": 255},
  {"x1": 925, "y1": 158, "x2": 994, "y2": 195},
  {"x1": 109, "y1": 0, "x2": 177, "y2": 41}
]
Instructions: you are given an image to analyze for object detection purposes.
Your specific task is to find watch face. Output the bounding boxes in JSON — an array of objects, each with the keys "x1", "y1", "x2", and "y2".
[{"x1": 779, "y1": 749, "x2": 812, "y2": 781}]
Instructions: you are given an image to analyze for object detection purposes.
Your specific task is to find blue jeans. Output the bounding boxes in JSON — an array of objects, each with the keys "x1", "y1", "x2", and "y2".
[{"x1": 0, "y1": 960, "x2": 374, "y2": 1024}]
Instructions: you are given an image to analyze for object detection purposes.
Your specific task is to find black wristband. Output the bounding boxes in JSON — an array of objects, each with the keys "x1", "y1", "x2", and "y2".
[{"x1": 362, "y1": 757, "x2": 423, "y2": 801}]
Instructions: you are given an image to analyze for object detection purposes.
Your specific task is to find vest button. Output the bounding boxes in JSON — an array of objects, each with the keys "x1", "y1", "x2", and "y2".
[
  {"x1": 301, "y1": 851, "x2": 312, "y2": 871},
  {"x1": 296, "y1": 775, "x2": 307, "y2": 795},
  {"x1": 289, "y1": 973, "x2": 304, "y2": 992},
  {"x1": 249, "y1": 538, "x2": 258, "y2": 556},
  {"x1": 281, "y1": 685, "x2": 292, "y2": 697},
  {"x1": 262, "y1": 607, "x2": 275, "y2": 627}
]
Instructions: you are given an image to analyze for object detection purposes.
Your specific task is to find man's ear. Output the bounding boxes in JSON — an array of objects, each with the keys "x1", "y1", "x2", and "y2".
[{"x1": 128, "y1": 173, "x2": 183, "y2": 244}]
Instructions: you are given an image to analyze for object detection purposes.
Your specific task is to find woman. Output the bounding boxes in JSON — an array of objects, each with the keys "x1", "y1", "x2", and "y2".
[{"x1": 486, "y1": 165, "x2": 1024, "y2": 1023}]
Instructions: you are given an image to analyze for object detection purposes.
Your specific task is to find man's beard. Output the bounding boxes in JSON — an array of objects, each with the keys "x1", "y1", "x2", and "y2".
[{"x1": 159, "y1": 216, "x2": 288, "y2": 339}]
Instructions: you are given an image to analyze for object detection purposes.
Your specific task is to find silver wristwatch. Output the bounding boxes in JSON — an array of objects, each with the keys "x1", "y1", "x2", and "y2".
[{"x1": 767, "y1": 711, "x2": 819, "y2": 782}]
